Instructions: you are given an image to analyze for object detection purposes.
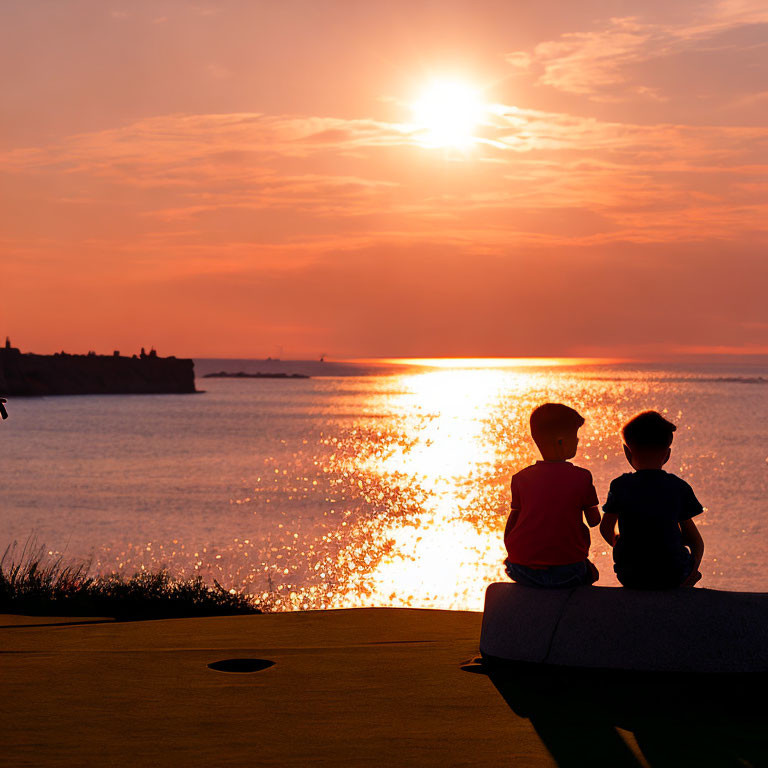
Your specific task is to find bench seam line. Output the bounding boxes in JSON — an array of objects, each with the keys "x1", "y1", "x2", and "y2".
[{"x1": 541, "y1": 587, "x2": 576, "y2": 664}]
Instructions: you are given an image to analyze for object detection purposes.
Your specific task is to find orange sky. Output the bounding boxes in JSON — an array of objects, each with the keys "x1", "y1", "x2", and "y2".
[{"x1": 2, "y1": 1, "x2": 767, "y2": 358}]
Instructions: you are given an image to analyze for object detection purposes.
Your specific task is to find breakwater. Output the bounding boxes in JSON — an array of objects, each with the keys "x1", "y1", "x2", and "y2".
[{"x1": 0, "y1": 341, "x2": 195, "y2": 396}]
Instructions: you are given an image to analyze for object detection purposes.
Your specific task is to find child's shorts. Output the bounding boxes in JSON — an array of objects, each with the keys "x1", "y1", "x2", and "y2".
[
  {"x1": 615, "y1": 549, "x2": 696, "y2": 589},
  {"x1": 505, "y1": 559, "x2": 598, "y2": 588}
]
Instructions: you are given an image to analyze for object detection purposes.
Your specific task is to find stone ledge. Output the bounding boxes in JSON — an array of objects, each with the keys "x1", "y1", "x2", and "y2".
[{"x1": 480, "y1": 582, "x2": 768, "y2": 673}]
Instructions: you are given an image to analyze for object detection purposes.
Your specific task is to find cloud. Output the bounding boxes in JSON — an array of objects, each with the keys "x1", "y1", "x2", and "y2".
[
  {"x1": 0, "y1": 103, "x2": 765, "y2": 282},
  {"x1": 506, "y1": 3, "x2": 768, "y2": 102},
  {"x1": 526, "y1": 17, "x2": 667, "y2": 100},
  {"x1": 0, "y1": 113, "x2": 416, "y2": 174}
]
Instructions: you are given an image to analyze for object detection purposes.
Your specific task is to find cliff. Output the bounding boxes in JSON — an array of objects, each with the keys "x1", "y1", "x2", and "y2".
[{"x1": 0, "y1": 343, "x2": 196, "y2": 396}]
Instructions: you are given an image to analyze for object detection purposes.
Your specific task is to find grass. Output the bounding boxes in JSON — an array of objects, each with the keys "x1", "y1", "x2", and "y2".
[{"x1": 0, "y1": 542, "x2": 265, "y2": 620}]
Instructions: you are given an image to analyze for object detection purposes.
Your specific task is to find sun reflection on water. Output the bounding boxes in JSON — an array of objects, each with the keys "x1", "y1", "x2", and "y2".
[{"x1": 317, "y1": 369, "x2": 515, "y2": 609}]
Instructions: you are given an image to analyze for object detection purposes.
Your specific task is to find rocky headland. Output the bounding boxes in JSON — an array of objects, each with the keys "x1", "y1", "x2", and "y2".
[{"x1": 0, "y1": 340, "x2": 196, "y2": 396}]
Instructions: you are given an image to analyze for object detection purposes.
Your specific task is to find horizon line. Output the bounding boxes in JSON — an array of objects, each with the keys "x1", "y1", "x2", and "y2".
[{"x1": 192, "y1": 352, "x2": 768, "y2": 363}]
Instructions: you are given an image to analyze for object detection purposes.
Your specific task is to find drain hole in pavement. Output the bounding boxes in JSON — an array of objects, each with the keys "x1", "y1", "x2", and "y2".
[{"x1": 208, "y1": 658, "x2": 275, "y2": 673}]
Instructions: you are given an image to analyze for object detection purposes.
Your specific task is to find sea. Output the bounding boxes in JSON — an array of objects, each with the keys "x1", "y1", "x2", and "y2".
[{"x1": 1, "y1": 358, "x2": 766, "y2": 611}]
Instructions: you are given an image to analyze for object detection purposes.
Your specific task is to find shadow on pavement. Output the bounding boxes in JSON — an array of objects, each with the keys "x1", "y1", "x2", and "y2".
[{"x1": 463, "y1": 659, "x2": 768, "y2": 768}]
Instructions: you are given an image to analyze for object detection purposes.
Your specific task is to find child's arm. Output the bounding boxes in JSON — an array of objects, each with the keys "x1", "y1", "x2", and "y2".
[
  {"x1": 680, "y1": 518, "x2": 704, "y2": 585},
  {"x1": 505, "y1": 476, "x2": 521, "y2": 535},
  {"x1": 584, "y1": 505, "x2": 601, "y2": 528},
  {"x1": 504, "y1": 507, "x2": 520, "y2": 538},
  {"x1": 581, "y1": 472, "x2": 600, "y2": 528},
  {"x1": 600, "y1": 512, "x2": 618, "y2": 547}
]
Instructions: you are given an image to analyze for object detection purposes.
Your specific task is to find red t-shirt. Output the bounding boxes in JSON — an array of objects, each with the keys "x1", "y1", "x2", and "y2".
[{"x1": 504, "y1": 461, "x2": 599, "y2": 567}]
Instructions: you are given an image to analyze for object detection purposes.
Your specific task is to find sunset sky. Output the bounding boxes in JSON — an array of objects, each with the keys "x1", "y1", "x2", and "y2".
[{"x1": 2, "y1": 0, "x2": 767, "y2": 358}]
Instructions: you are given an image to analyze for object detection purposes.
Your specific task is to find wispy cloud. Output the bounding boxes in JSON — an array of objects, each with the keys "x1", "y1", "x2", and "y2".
[
  {"x1": 1, "y1": 105, "x2": 766, "y2": 263},
  {"x1": 506, "y1": 3, "x2": 768, "y2": 102}
]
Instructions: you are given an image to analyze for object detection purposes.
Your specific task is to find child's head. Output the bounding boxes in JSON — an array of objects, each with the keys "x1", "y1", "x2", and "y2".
[
  {"x1": 529, "y1": 403, "x2": 585, "y2": 461},
  {"x1": 622, "y1": 410, "x2": 676, "y2": 469}
]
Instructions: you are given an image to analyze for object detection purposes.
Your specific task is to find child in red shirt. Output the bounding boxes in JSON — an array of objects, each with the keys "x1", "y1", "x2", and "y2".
[{"x1": 504, "y1": 403, "x2": 601, "y2": 587}]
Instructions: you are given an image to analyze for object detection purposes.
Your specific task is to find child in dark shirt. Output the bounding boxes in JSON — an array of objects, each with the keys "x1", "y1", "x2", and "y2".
[
  {"x1": 600, "y1": 411, "x2": 704, "y2": 589},
  {"x1": 504, "y1": 403, "x2": 601, "y2": 588}
]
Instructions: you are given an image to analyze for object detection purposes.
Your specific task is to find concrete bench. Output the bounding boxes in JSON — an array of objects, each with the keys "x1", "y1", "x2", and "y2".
[{"x1": 479, "y1": 582, "x2": 768, "y2": 673}]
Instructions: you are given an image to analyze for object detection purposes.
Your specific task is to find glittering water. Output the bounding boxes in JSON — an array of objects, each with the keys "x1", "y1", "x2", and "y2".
[{"x1": 2, "y1": 359, "x2": 767, "y2": 610}]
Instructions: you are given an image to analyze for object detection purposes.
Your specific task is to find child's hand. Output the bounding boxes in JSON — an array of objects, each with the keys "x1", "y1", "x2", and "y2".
[{"x1": 599, "y1": 512, "x2": 618, "y2": 547}]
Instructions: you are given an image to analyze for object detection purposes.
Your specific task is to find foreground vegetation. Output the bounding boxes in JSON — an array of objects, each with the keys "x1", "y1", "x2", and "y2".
[{"x1": 0, "y1": 543, "x2": 263, "y2": 620}]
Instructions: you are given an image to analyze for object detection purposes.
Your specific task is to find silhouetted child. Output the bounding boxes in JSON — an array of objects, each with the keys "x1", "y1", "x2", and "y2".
[
  {"x1": 600, "y1": 411, "x2": 704, "y2": 588},
  {"x1": 504, "y1": 403, "x2": 601, "y2": 588}
]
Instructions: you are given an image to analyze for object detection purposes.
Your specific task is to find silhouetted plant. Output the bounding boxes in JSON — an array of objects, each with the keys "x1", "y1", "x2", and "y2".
[{"x1": 0, "y1": 541, "x2": 266, "y2": 619}]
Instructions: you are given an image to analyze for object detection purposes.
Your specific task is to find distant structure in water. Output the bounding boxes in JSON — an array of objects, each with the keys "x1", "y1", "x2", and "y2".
[
  {"x1": 0, "y1": 338, "x2": 196, "y2": 396},
  {"x1": 203, "y1": 371, "x2": 309, "y2": 379}
]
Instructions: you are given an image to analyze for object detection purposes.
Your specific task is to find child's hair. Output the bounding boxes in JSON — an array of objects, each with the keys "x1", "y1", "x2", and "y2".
[
  {"x1": 530, "y1": 403, "x2": 584, "y2": 445},
  {"x1": 623, "y1": 411, "x2": 676, "y2": 452}
]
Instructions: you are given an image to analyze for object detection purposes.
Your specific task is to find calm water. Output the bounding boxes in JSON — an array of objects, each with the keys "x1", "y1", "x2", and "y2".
[{"x1": 2, "y1": 359, "x2": 767, "y2": 610}]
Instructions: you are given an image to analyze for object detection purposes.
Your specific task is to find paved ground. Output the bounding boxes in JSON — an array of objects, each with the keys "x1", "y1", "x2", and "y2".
[{"x1": 0, "y1": 609, "x2": 553, "y2": 767}]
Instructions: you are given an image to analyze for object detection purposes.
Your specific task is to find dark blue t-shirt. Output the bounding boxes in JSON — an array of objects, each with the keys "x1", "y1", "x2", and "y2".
[{"x1": 603, "y1": 470, "x2": 703, "y2": 584}]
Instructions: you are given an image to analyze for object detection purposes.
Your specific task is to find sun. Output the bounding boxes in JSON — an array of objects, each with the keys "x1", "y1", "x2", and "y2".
[{"x1": 411, "y1": 79, "x2": 485, "y2": 149}]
